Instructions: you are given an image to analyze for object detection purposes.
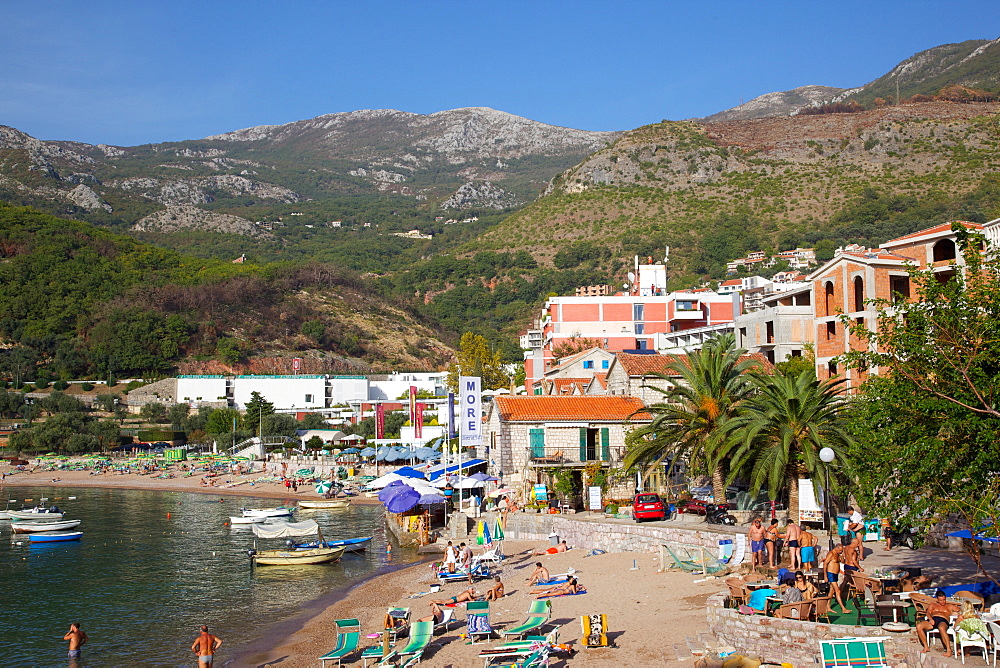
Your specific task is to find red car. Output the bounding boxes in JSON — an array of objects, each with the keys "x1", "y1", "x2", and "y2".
[{"x1": 633, "y1": 493, "x2": 667, "y2": 522}]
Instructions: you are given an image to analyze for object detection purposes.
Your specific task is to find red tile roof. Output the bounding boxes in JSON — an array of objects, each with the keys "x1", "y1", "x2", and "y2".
[
  {"x1": 494, "y1": 396, "x2": 650, "y2": 422},
  {"x1": 883, "y1": 221, "x2": 982, "y2": 244},
  {"x1": 590, "y1": 372, "x2": 608, "y2": 389},
  {"x1": 616, "y1": 352, "x2": 773, "y2": 377}
]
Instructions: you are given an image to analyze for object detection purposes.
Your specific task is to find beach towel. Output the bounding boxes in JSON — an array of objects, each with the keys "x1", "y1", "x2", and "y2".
[
  {"x1": 537, "y1": 587, "x2": 587, "y2": 600},
  {"x1": 581, "y1": 613, "x2": 608, "y2": 648},
  {"x1": 536, "y1": 578, "x2": 570, "y2": 586},
  {"x1": 467, "y1": 614, "x2": 492, "y2": 635}
]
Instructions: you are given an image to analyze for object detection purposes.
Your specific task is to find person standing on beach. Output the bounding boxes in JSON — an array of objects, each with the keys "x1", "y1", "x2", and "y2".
[
  {"x1": 822, "y1": 545, "x2": 853, "y2": 613},
  {"x1": 444, "y1": 540, "x2": 457, "y2": 573},
  {"x1": 191, "y1": 625, "x2": 222, "y2": 666},
  {"x1": 783, "y1": 519, "x2": 802, "y2": 569},
  {"x1": 460, "y1": 542, "x2": 474, "y2": 582},
  {"x1": 748, "y1": 517, "x2": 766, "y2": 569},
  {"x1": 64, "y1": 622, "x2": 87, "y2": 662}
]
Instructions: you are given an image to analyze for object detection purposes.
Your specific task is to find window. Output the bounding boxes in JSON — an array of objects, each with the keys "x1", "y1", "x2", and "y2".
[
  {"x1": 933, "y1": 239, "x2": 957, "y2": 263},
  {"x1": 305, "y1": 394, "x2": 314, "y2": 403},
  {"x1": 677, "y1": 300, "x2": 697, "y2": 311},
  {"x1": 826, "y1": 321, "x2": 836, "y2": 340},
  {"x1": 824, "y1": 281, "x2": 835, "y2": 316},
  {"x1": 601, "y1": 360, "x2": 609, "y2": 369},
  {"x1": 739, "y1": 327, "x2": 747, "y2": 341},
  {"x1": 827, "y1": 361, "x2": 838, "y2": 377},
  {"x1": 765, "y1": 350, "x2": 775, "y2": 365},
  {"x1": 890, "y1": 275, "x2": 910, "y2": 303},
  {"x1": 583, "y1": 360, "x2": 594, "y2": 369},
  {"x1": 765, "y1": 321, "x2": 774, "y2": 344},
  {"x1": 632, "y1": 303, "x2": 645, "y2": 321},
  {"x1": 636, "y1": 339, "x2": 649, "y2": 350},
  {"x1": 790, "y1": 350, "x2": 802, "y2": 357},
  {"x1": 634, "y1": 323, "x2": 645, "y2": 334},
  {"x1": 853, "y1": 276, "x2": 864, "y2": 312}
]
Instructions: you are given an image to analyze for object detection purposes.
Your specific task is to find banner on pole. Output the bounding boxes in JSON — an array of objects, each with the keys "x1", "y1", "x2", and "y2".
[
  {"x1": 375, "y1": 404, "x2": 385, "y2": 440},
  {"x1": 447, "y1": 392, "x2": 456, "y2": 439},
  {"x1": 414, "y1": 402, "x2": 424, "y2": 439},
  {"x1": 459, "y1": 376, "x2": 482, "y2": 448}
]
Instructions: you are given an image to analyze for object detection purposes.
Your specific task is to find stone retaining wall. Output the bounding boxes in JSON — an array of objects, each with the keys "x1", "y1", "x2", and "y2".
[
  {"x1": 706, "y1": 592, "x2": 950, "y2": 667},
  {"x1": 505, "y1": 512, "x2": 751, "y2": 563}
]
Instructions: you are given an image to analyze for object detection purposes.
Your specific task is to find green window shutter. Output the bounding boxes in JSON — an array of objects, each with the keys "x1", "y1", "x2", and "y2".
[
  {"x1": 579, "y1": 427, "x2": 587, "y2": 461},
  {"x1": 601, "y1": 427, "x2": 610, "y2": 461},
  {"x1": 529, "y1": 428, "x2": 545, "y2": 458}
]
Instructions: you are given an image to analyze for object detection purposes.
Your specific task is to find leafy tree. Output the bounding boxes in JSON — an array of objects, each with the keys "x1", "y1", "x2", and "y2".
[
  {"x1": 395, "y1": 389, "x2": 437, "y2": 400},
  {"x1": 206, "y1": 408, "x2": 242, "y2": 434},
  {"x1": 773, "y1": 345, "x2": 816, "y2": 378},
  {"x1": 140, "y1": 402, "x2": 168, "y2": 424},
  {"x1": 216, "y1": 337, "x2": 244, "y2": 365},
  {"x1": 624, "y1": 335, "x2": 760, "y2": 502},
  {"x1": 169, "y1": 403, "x2": 190, "y2": 430},
  {"x1": 262, "y1": 413, "x2": 298, "y2": 438},
  {"x1": 844, "y1": 223, "x2": 1000, "y2": 542},
  {"x1": 446, "y1": 332, "x2": 511, "y2": 391},
  {"x1": 721, "y1": 371, "x2": 852, "y2": 518},
  {"x1": 94, "y1": 393, "x2": 119, "y2": 413},
  {"x1": 305, "y1": 435, "x2": 325, "y2": 450},
  {"x1": 550, "y1": 337, "x2": 603, "y2": 362},
  {"x1": 301, "y1": 320, "x2": 325, "y2": 341},
  {"x1": 39, "y1": 391, "x2": 85, "y2": 415}
]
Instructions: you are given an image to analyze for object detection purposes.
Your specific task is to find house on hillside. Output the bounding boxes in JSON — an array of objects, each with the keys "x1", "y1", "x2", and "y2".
[
  {"x1": 603, "y1": 351, "x2": 774, "y2": 403},
  {"x1": 531, "y1": 347, "x2": 615, "y2": 395},
  {"x1": 485, "y1": 396, "x2": 650, "y2": 502}
]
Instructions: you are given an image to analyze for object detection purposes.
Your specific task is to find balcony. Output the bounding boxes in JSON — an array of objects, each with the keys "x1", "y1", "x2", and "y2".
[{"x1": 526, "y1": 445, "x2": 624, "y2": 466}]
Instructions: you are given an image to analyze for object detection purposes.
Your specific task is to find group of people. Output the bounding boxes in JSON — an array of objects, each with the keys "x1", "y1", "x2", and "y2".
[
  {"x1": 442, "y1": 540, "x2": 477, "y2": 582},
  {"x1": 747, "y1": 517, "x2": 819, "y2": 570}
]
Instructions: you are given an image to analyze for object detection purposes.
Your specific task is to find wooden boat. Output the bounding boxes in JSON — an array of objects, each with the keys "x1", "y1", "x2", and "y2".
[
  {"x1": 12, "y1": 519, "x2": 82, "y2": 533},
  {"x1": 249, "y1": 519, "x2": 344, "y2": 566},
  {"x1": 9, "y1": 507, "x2": 64, "y2": 520},
  {"x1": 28, "y1": 531, "x2": 83, "y2": 543},
  {"x1": 242, "y1": 507, "x2": 294, "y2": 518},
  {"x1": 251, "y1": 545, "x2": 346, "y2": 565},
  {"x1": 298, "y1": 499, "x2": 351, "y2": 509},
  {"x1": 292, "y1": 536, "x2": 372, "y2": 553}
]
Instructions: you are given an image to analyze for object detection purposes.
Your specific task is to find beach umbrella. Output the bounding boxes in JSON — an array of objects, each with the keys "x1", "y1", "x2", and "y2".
[
  {"x1": 469, "y1": 472, "x2": 498, "y2": 482},
  {"x1": 394, "y1": 466, "x2": 425, "y2": 479},
  {"x1": 383, "y1": 486, "x2": 420, "y2": 513},
  {"x1": 488, "y1": 487, "x2": 515, "y2": 498},
  {"x1": 946, "y1": 528, "x2": 999, "y2": 543},
  {"x1": 494, "y1": 518, "x2": 504, "y2": 542},
  {"x1": 378, "y1": 480, "x2": 410, "y2": 502},
  {"x1": 315, "y1": 481, "x2": 334, "y2": 495},
  {"x1": 418, "y1": 492, "x2": 447, "y2": 505},
  {"x1": 342, "y1": 447, "x2": 360, "y2": 454},
  {"x1": 360, "y1": 447, "x2": 376, "y2": 457},
  {"x1": 482, "y1": 521, "x2": 492, "y2": 546}
]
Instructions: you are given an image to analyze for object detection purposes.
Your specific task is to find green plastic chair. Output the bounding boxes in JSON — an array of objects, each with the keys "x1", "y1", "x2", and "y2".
[
  {"x1": 319, "y1": 618, "x2": 361, "y2": 668},
  {"x1": 500, "y1": 600, "x2": 551, "y2": 639},
  {"x1": 466, "y1": 601, "x2": 492, "y2": 644},
  {"x1": 378, "y1": 620, "x2": 434, "y2": 666}
]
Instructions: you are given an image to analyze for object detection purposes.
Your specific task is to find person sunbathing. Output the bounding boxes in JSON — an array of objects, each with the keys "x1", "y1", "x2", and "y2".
[
  {"x1": 526, "y1": 562, "x2": 550, "y2": 586},
  {"x1": 485, "y1": 576, "x2": 505, "y2": 601},
  {"x1": 429, "y1": 588, "x2": 477, "y2": 606},
  {"x1": 533, "y1": 540, "x2": 568, "y2": 555},
  {"x1": 417, "y1": 602, "x2": 445, "y2": 624},
  {"x1": 532, "y1": 577, "x2": 579, "y2": 598}
]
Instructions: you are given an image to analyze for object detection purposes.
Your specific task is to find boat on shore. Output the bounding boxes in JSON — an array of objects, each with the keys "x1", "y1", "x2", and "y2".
[
  {"x1": 12, "y1": 519, "x2": 82, "y2": 533},
  {"x1": 248, "y1": 519, "x2": 344, "y2": 566},
  {"x1": 290, "y1": 536, "x2": 372, "y2": 553},
  {"x1": 298, "y1": 499, "x2": 351, "y2": 509},
  {"x1": 28, "y1": 531, "x2": 83, "y2": 543}
]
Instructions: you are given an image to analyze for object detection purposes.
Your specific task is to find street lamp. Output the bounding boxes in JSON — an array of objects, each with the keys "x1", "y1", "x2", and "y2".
[{"x1": 819, "y1": 447, "x2": 836, "y2": 552}]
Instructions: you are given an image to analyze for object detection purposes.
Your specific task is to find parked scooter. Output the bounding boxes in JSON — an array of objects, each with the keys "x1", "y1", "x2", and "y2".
[
  {"x1": 883, "y1": 525, "x2": 919, "y2": 550},
  {"x1": 705, "y1": 503, "x2": 737, "y2": 526}
]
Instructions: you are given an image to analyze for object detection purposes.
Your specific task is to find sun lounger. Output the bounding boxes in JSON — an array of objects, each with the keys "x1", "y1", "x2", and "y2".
[
  {"x1": 385, "y1": 607, "x2": 411, "y2": 642},
  {"x1": 661, "y1": 543, "x2": 728, "y2": 575},
  {"x1": 484, "y1": 644, "x2": 551, "y2": 668},
  {"x1": 500, "y1": 600, "x2": 551, "y2": 639},
  {"x1": 819, "y1": 636, "x2": 889, "y2": 668},
  {"x1": 319, "y1": 618, "x2": 361, "y2": 668},
  {"x1": 466, "y1": 600, "x2": 493, "y2": 643},
  {"x1": 376, "y1": 620, "x2": 434, "y2": 666},
  {"x1": 433, "y1": 606, "x2": 459, "y2": 634},
  {"x1": 478, "y1": 631, "x2": 559, "y2": 668},
  {"x1": 581, "y1": 613, "x2": 608, "y2": 648}
]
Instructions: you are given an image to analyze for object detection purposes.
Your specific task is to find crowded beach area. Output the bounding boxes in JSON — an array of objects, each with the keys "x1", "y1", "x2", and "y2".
[{"x1": 4, "y1": 456, "x2": 1000, "y2": 667}]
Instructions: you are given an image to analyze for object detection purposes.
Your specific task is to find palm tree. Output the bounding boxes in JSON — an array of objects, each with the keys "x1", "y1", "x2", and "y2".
[
  {"x1": 624, "y1": 335, "x2": 760, "y2": 503},
  {"x1": 722, "y1": 369, "x2": 852, "y2": 518}
]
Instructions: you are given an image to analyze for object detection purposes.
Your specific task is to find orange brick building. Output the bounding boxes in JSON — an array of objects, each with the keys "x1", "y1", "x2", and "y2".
[{"x1": 811, "y1": 221, "x2": 984, "y2": 387}]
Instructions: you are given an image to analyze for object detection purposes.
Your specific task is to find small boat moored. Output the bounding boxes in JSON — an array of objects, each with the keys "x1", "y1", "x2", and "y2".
[
  {"x1": 242, "y1": 507, "x2": 295, "y2": 518},
  {"x1": 9, "y1": 506, "x2": 65, "y2": 521},
  {"x1": 229, "y1": 515, "x2": 268, "y2": 525},
  {"x1": 28, "y1": 531, "x2": 83, "y2": 543},
  {"x1": 290, "y1": 536, "x2": 372, "y2": 553},
  {"x1": 12, "y1": 519, "x2": 82, "y2": 533},
  {"x1": 248, "y1": 519, "x2": 344, "y2": 566},
  {"x1": 298, "y1": 500, "x2": 351, "y2": 509}
]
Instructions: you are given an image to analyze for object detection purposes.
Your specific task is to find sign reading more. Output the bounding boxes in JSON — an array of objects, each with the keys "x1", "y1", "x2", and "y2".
[{"x1": 459, "y1": 376, "x2": 482, "y2": 447}]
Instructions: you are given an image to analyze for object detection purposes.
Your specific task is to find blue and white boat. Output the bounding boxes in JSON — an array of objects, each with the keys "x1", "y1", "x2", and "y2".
[
  {"x1": 290, "y1": 536, "x2": 372, "y2": 553},
  {"x1": 242, "y1": 507, "x2": 295, "y2": 518},
  {"x1": 28, "y1": 531, "x2": 83, "y2": 543}
]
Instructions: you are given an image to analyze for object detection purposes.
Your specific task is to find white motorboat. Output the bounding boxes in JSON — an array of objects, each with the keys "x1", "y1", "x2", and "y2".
[
  {"x1": 230, "y1": 515, "x2": 268, "y2": 525},
  {"x1": 298, "y1": 499, "x2": 351, "y2": 509},
  {"x1": 9, "y1": 507, "x2": 64, "y2": 521},
  {"x1": 242, "y1": 507, "x2": 294, "y2": 518},
  {"x1": 12, "y1": 519, "x2": 82, "y2": 533}
]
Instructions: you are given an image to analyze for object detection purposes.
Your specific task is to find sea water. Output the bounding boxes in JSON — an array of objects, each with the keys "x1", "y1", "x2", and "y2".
[{"x1": 0, "y1": 486, "x2": 412, "y2": 667}]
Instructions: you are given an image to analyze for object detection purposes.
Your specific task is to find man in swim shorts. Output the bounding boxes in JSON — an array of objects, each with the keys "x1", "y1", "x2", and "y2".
[
  {"x1": 64, "y1": 622, "x2": 87, "y2": 662},
  {"x1": 748, "y1": 517, "x2": 766, "y2": 569},
  {"x1": 429, "y1": 587, "x2": 477, "y2": 606},
  {"x1": 527, "y1": 562, "x2": 550, "y2": 586},
  {"x1": 191, "y1": 625, "x2": 222, "y2": 666},
  {"x1": 822, "y1": 545, "x2": 852, "y2": 613},
  {"x1": 784, "y1": 519, "x2": 802, "y2": 569},
  {"x1": 916, "y1": 591, "x2": 959, "y2": 656},
  {"x1": 533, "y1": 540, "x2": 568, "y2": 555}
]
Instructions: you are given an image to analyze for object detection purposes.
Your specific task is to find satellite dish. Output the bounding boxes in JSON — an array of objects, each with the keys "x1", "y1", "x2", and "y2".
[
  {"x1": 627, "y1": 272, "x2": 636, "y2": 282},
  {"x1": 623, "y1": 284, "x2": 630, "y2": 289}
]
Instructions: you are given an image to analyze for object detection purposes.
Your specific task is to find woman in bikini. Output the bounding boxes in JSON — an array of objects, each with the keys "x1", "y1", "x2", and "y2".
[
  {"x1": 764, "y1": 519, "x2": 781, "y2": 567},
  {"x1": 532, "y1": 577, "x2": 579, "y2": 598},
  {"x1": 793, "y1": 571, "x2": 818, "y2": 599}
]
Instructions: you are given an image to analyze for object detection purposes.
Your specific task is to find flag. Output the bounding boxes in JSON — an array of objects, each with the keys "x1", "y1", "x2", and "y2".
[
  {"x1": 415, "y1": 402, "x2": 424, "y2": 439},
  {"x1": 375, "y1": 404, "x2": 385, "y2": 439}
]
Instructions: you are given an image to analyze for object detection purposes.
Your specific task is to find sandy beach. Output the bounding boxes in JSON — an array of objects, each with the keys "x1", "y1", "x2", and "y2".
[{"x1": 2, "y1": 465, "x2": 722, "y2": 667}]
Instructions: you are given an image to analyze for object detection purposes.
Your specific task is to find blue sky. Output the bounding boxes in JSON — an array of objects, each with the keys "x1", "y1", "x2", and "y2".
[{"x1": 1, "y1": 1, "x2": 997, "y2": 146}]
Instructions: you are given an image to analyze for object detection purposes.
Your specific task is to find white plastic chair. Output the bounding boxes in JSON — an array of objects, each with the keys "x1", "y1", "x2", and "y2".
[
  {"x1": 990, "y1": 602, "x2": 1000, "y2": 617},
  {"x1": 927, "y1": 615, "x2": 958, "y2": 657},
  {"x1": 986, "y1": 621, "x2": 1000, "y2": 667},
  {"x1": 956, "y1": 626, "x2": 989, "y2": 664}
]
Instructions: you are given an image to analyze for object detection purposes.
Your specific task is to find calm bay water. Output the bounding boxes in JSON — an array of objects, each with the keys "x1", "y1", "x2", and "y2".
[{"x1": 0, "y1": 486, "x2": 412, "y2": 667}]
